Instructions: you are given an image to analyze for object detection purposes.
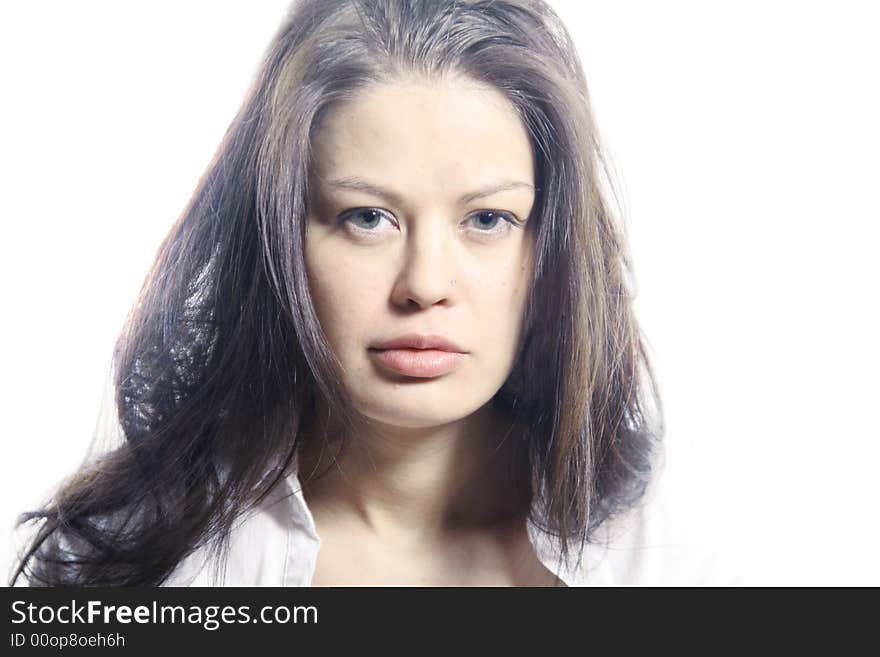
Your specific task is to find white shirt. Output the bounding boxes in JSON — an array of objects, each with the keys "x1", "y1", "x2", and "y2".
[
  {"x1": 9, "y1": 373, "x2": 732, "y2": 586},
  {"x1": 160, "y1": 457, "x2": 725, "y2": 587},
  {"x1": 9, "y1": 457, "x2": 727, "y2": 586}
]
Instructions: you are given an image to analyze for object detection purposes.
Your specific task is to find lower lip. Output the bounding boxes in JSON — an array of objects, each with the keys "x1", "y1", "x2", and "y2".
[{"x1": 369, "y1": 348, "x2": 465, "y2": 378}]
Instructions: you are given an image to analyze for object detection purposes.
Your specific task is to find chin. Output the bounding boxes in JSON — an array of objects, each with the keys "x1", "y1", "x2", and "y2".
[{"x1": 353, "y1": 395, "x2": 490, "y2": 430}]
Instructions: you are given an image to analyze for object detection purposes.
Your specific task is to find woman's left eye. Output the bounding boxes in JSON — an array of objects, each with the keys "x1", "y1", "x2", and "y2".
[{"x1": 467, "y1": 210, "x2": 518, "y2": 233}]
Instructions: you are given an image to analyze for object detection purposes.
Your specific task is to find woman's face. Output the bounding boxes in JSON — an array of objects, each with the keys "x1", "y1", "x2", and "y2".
[{"x1": 305, "y1": 74, "x2": 536, "y2": 429}]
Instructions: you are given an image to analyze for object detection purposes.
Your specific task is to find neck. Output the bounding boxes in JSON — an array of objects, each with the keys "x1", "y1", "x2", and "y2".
[{"x1": 298, "y1": 402, "x2": 529, "y2": 541}]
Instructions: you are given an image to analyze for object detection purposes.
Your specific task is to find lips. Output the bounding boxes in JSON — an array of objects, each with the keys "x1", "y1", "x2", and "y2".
[
  {"x1": 368, "y1": 333, "x2": 467, "y2": 378},
  {"x1": 369, "y1": 333, "x2": 466, "y2": 353}
]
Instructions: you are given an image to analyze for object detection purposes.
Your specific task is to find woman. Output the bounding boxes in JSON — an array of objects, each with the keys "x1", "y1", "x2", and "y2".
[{"x1": 10, "y1": 0, "x2": 660, "y2": 586}]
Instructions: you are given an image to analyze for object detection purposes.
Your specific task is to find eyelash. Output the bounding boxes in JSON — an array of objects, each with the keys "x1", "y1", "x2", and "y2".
[{"x1": 337, "y1": 208, "x2": 521, "y2": 239}]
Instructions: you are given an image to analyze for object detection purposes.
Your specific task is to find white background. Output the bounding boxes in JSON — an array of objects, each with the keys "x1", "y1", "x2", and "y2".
[{"x1": 1, "y1": 1, "x2": 877, "y2": 585}]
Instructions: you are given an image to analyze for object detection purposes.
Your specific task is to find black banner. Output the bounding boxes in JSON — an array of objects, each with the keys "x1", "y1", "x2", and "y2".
[{"x1": 2, "y1": 586, "x2": 865, "y2": 651}]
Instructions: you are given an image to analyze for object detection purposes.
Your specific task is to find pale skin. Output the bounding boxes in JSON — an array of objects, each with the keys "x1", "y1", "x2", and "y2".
[{"x1": 300, "y1": 72, "x2": 563, "y2": 586}]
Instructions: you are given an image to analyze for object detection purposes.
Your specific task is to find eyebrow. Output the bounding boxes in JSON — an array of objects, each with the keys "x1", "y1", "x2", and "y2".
[{"x1": 323, "y1": 176, "x2": 537, "y2": 205}]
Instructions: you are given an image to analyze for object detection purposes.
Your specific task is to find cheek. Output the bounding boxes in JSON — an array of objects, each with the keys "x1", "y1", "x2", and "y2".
[
  {"x1": 476, "y1": 245, "x2": 533, "y2": 346},
  {"x1": 501, "y1": 236, "x2": 534, "y2": 306},
  {"x1": 304, "y1": 238, "x2": 381, "y2": 348},
  {"x1": 304, "y1": 235, "x2": 347, "y2": 335}
]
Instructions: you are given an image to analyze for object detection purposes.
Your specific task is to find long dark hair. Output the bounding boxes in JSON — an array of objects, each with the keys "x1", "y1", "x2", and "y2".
[{"x1": 11, "y1": 0, "x2": 661, "y2": 586}]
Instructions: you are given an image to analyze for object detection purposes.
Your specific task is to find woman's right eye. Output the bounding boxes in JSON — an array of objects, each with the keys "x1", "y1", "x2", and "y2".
[{"x1": 338, "y1": 208, "x2": 397, "y2": 234}]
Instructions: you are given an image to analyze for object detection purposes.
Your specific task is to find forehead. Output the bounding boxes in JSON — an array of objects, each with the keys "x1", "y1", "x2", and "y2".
[{"x1": 310, "y1": 75, "x2": 535, "y2": 194}]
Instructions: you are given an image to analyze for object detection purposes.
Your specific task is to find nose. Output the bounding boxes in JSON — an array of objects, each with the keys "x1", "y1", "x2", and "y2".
[{"x1": 390, "y1": 220, "x2": 457, "y2": 310}]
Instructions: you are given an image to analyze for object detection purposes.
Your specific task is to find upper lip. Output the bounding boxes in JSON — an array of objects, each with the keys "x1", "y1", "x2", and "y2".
[{"x1": 369, "y1": 333, "x2": 466, "y2": 353}]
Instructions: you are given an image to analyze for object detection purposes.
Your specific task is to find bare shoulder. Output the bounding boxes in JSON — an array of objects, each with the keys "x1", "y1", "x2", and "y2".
[{"x1": 502, "y1": 515, "x2": 567, "y2": 587}]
